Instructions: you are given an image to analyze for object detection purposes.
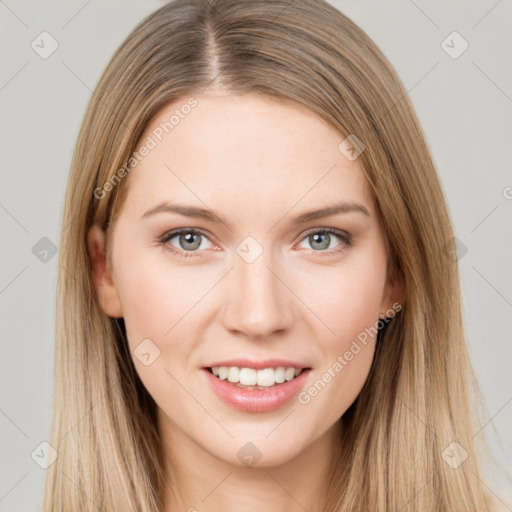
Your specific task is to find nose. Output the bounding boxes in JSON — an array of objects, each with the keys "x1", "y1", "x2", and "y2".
[{"x1": 221, "y1": 248, "x2": 295, "y2": 340}]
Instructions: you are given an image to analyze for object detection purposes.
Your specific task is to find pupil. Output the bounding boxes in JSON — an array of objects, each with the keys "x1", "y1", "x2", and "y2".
[
  {"x1": 311, "y1": 233, "x2": 329, "y2": 250},
  {"x1": 181, "y1": 232, "x2": 200, "y2": 250}
]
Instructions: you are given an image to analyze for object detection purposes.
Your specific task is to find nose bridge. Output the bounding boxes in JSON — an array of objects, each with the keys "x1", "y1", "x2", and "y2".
[{"x1": 222, "y1": 243, "x2": 293, "y2": 339}]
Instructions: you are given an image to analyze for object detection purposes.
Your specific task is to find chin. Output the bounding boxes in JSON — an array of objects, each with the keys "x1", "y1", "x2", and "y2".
[{"x1": 207, "y1": 434, "x2": 311, "y2": 469}]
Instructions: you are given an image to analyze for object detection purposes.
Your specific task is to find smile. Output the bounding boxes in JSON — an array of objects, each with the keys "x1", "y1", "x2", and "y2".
[
  {"x1": 202, "y1": 361, "x2": 312, "y2": 413},
  {"x1": 208, "y1": 366, "x2": 304, "y2": 389}
]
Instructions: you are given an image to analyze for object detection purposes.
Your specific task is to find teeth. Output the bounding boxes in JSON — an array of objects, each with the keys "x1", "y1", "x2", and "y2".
[
  {"x1": 227, "y1": 367, "x2": 240, "y2": 383},
  {"x1": 284, "y1": 367, "x2": 295, "y2": 381},
  {"x1": 240, "y1": 367, "x2": 257, "y2": 385},
  {"x1": 256, "y1": 368, "x2": 274, "y2": 387},
  {"x1": 274, "y1": 367, "x2": 285, "y2": 383},
  {"x1": 211, "y1": 366, "x2": 303, "y2": 387}
]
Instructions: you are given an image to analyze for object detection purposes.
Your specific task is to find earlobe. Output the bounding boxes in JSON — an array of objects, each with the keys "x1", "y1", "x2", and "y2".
[{"x1": 87, "y1": 224, "x2": 123, "y2": 318}]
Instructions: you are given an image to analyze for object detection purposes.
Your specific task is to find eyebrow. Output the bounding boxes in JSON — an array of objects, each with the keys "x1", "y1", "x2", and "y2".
[{"x1": 140, "y1": 200, "x2": 371, "y2": 227}]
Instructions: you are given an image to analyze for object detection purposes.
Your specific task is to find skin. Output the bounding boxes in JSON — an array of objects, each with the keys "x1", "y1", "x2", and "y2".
[{"x1": 88, "y1": 92, "x2": 403, "y2": 511}]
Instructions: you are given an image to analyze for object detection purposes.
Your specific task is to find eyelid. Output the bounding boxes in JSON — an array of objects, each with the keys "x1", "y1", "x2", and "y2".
[
  {"x1": 158, "y1": 226, "x2": 352, "y2": 258},
  {"x1": 295, "y1": 227, "x2": 352, "y2": 253},
  {"x1": 299, "y1": 226, "x2": 351, "y2": 240},
  {"x1": 159, "y1": 227, "x2": 217, "y2": 250},
  {"x1": 160, "y1": 227, "x2": 214, "y2": 242}
]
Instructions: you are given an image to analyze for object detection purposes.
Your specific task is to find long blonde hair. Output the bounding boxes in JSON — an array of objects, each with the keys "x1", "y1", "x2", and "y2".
[{"x1": 45, "y1": 0, "x2": 495, "y2": 509}]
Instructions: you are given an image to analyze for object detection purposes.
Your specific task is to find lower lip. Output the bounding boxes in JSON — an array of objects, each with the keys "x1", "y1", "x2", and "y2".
[{"x1": 203, "y1": 368, "x2": 311, "y2": 413}]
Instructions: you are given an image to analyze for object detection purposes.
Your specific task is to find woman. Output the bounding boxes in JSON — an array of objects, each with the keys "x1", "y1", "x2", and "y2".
[{"x1": 44, "y1": 0, "x2": 495, "y2": 510}]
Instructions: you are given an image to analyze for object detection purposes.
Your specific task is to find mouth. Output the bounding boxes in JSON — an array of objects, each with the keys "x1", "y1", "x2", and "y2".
[
  {"x1": 204, "y1": 364, "x2": 311, "y2": 390},
  {"x1": 202, "y1": 364, "x2": 312, "y2": 412}
]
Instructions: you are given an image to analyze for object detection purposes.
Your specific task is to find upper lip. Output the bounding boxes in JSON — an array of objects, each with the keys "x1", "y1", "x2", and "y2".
[{"x1": 204, "y1": 358, "x2": 311, "y2": 370}]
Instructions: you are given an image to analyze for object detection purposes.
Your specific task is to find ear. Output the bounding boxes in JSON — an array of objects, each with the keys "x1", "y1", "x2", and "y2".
[
  {"x1": 379, "y1": 261, "x2": 404, "y2": 319},
  {"x1": 87, "y1": 224, "x2": 123, "y2": 318}
]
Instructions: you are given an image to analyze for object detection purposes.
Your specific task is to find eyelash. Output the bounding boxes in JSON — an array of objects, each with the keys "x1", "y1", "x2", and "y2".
[{"x1": 158, "y1": 227, "x2": 353, "y2": 259}]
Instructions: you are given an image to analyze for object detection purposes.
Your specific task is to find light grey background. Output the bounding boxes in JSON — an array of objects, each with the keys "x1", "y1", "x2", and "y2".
[{"x1": 1, "y1": 1, "x2": 511, "y2": 510}]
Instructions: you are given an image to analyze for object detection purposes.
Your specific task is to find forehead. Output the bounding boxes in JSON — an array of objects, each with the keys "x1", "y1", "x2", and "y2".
[{"x1": 119, "y1": 93, "x2": 375, "y2": 220}]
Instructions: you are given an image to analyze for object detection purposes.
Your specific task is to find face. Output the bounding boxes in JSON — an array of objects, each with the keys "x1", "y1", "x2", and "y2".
[{"x1": 88, "y1": 92, "x2": 401, "y2": 468}]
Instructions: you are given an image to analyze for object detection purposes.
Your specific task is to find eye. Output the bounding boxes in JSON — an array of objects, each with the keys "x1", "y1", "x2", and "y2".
[
  {"x1": 158, "y1": 227, "x2": 353, "y2": 260},
  {"x1": 296, "y1": 228, "x2": 352, "y2": 256},
  {"x1": 158, "y1": 229, "x2": 213, "y2": 259}
]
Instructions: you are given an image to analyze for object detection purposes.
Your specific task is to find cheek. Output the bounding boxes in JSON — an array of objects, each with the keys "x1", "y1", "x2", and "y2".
[
  {"x1": 295, "y1": 253, "x2": 386, "y2": 345},
  {"x1": 115, "y1": 248, "x2": 210, "y2": 341},
  {"x1": 293, "y1": 252, "x2": 385, "y2": 416},
  {"x1": 113, "y1": 255, "x2": 207, "y2": 414}
]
